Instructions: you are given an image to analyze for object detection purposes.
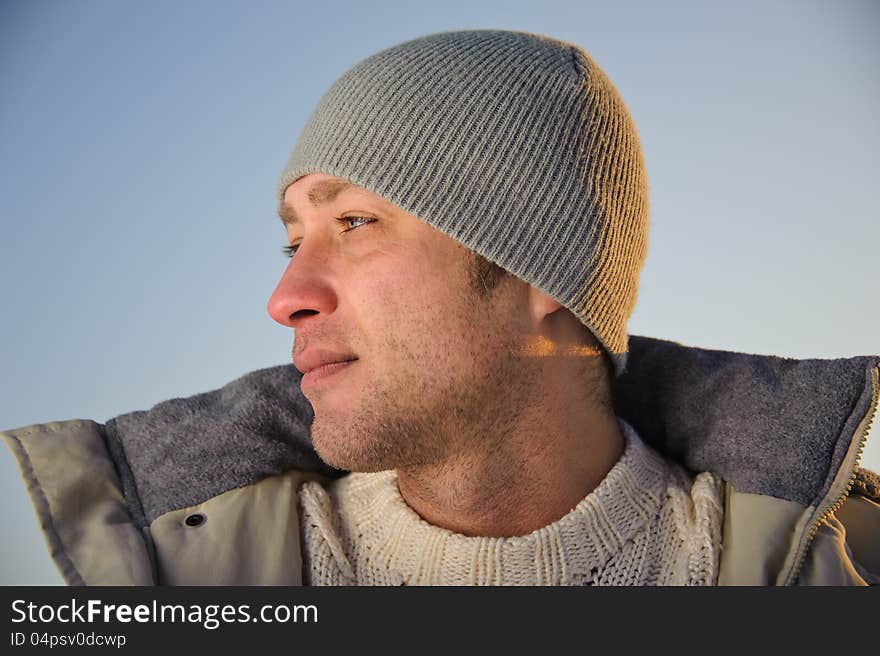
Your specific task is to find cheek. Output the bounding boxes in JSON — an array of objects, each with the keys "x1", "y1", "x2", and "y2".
[{"x1": 344, "y1": 251, "x2": 476, "y2": 349}]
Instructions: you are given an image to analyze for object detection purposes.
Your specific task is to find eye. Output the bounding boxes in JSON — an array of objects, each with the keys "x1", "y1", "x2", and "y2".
[
  {"x1": 281, "y1": 216, "x2": 376, "y2": 259},
  {"x1": 335, "y1": 215, "x2": 377, "y2": 232}
]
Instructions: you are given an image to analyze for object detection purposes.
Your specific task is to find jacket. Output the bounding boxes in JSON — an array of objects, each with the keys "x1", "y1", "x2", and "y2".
[{"x1": 2, "y1": 335, "x2": 878, "y2": 586}]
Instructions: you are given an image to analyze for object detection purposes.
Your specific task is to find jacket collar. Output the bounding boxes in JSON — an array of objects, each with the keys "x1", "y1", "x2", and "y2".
[
  {"x1": 616, "y1": 336, "x2": 878, "y2": 506},
  {"x1": 104, "y1": 335, "x2": 879, "y2": 526}
]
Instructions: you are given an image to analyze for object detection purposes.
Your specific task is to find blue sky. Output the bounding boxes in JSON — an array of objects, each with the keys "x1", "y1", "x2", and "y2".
[{"x1": 1, "y1": 0, "x2": 878, "y2": 584}]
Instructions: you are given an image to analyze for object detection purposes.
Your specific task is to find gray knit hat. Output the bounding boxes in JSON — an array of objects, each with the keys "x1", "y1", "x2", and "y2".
[{"x1": 278, "y1": 29, "x2": 649, "y2": 376}]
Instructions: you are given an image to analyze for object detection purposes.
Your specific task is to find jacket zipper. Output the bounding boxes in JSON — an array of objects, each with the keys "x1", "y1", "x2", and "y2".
[{"x1": 784, "y1": 363, "x2": 880, "y2": 585}]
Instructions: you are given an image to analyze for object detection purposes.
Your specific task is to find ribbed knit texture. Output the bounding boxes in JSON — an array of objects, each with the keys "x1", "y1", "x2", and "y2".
[
  {"x1": 277, "y1": 30, "x2": 649, "y2": 376},
  {"x1": 298, "y1": 419, "x2": 724, "y2": 586}
]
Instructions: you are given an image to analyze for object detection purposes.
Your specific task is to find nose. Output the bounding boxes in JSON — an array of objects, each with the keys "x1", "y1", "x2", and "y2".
[{"x1": 267, "y1": 243, "x2": 338, "y2": 329}]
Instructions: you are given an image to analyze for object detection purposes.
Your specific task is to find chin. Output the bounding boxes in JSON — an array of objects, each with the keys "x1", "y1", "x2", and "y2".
[{"x1": 310, "y1": 421, "x2": 392, "y2": 473}]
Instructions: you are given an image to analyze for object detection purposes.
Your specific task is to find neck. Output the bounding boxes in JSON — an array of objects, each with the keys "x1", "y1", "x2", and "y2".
[{"x1": 395, "y1": 364, "x2": 624, "y2": 538}]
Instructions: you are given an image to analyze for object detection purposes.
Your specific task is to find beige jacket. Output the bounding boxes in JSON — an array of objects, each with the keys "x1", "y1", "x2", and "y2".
[{"x1": 2, "y1": 335, "x2": 878, "y2": 585}]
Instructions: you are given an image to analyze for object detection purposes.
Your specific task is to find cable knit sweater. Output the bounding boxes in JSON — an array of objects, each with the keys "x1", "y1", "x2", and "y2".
[{"x1": 298, "y1": 419, "x2": 725, "y2": 586}]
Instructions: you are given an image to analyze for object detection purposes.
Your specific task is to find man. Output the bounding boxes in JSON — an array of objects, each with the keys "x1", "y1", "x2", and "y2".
[
  {"x1": 3, "y1": 29, "x2": 879, "y2": 585},
  {"x1": 273, "y1": 172, "x2": 723, "y2": 585}
]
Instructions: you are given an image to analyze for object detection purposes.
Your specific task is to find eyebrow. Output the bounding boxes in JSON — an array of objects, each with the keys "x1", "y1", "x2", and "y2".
[{"x1": 278, "y1": 179, "x2": 354, "y2": 226}]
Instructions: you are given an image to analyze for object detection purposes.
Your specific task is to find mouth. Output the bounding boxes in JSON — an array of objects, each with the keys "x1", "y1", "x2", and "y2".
[{"x1": 300, "y1": 358, "x2": 358, "y2": 390}]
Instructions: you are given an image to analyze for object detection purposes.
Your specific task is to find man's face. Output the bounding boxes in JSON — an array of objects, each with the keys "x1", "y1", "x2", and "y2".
[{"x1": 268, "y1": 173, "x2": 530, "y2": 472}]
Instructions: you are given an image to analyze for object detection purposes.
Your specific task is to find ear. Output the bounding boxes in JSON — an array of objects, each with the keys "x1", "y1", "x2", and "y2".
[{"x1": 527, "y1": 286, "x2": 563, "y2": 326}]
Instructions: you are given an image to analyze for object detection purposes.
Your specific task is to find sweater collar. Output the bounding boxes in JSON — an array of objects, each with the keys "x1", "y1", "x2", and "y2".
[{"x1": 316, "y1": 419, "x2": 673, "y2": 585}]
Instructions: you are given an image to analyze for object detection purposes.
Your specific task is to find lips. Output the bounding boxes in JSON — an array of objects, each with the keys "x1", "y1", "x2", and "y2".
[
  {"x1": 294, "y1": 349, "x2": 358, "y2": 375},
  {"x1": 294, "y1": 349, "x2": 358, "y2": 389}
]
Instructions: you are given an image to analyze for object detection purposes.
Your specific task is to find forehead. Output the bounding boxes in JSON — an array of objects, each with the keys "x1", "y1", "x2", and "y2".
[
  {"x1": 280, "y1": 174, "x2": 385, "y2": 227},
  {"x1": 279, "y1": 173, "x2": 475, "y2": 261}
]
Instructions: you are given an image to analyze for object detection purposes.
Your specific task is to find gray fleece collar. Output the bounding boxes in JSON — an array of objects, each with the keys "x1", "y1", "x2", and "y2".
[{"x1": 102, "y1": 335, "x2": 880, "y2": 527}]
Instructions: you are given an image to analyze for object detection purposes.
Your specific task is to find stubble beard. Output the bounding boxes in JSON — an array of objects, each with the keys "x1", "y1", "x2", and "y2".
[{"x1": 307, "y1": 308, "x2": 528, "y2": 474}]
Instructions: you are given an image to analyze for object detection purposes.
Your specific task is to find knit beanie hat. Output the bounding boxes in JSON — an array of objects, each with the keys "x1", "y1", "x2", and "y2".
[{"x1": 277, "y1": 29, "x2": 649, "y2": 376}]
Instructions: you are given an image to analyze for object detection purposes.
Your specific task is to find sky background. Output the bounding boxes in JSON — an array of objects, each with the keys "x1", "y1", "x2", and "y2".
[{"x1": 1, "y1": 0, "x2": 878, "y2": 585}]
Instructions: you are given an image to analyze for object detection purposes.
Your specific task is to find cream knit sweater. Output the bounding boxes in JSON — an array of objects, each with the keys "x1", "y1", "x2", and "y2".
[{"x1": 298, "y1": 419, "x2": 725, "y2": 586}]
